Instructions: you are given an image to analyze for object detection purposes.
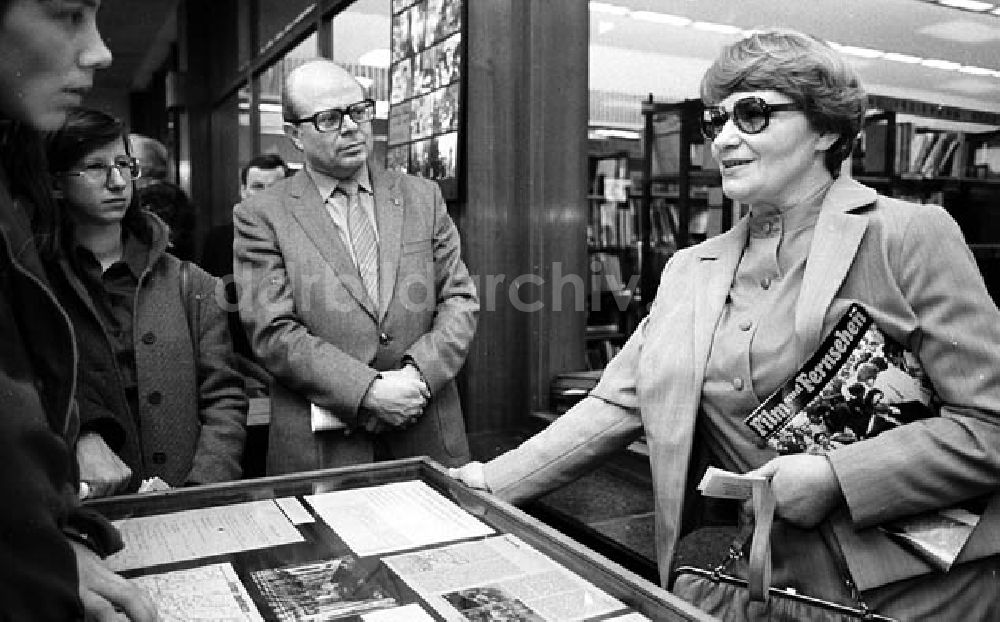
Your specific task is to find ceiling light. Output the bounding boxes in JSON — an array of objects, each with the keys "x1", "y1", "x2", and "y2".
[
  {"x1": 959, "y1": 65, "x2": 995, "y2": 75},
  {"x1": 591, "y1": 128, "x2": 642, "y2": 140},
  {"x1": 630, "y1": 11, "x2": 692, "y2": 26},
  {"x1": 691, "y1": 21, "x2": 744, "y2": 34},
  {"x1": 590, "y1": 1, "x2": 630, "y2": 16},
  {"x1": 937, "y1": 0, "x2": 994, "y2": 10},
  {"x1": 993, "y1": 7, "x2": 1000, "y2": 13},
  {"x1": 833, "y1": 44, "x2": 885, "y2": 59},
  {"x1": 921, "y1": 58, "x2": 963, "y2": 70},
  {"x1": 358, "y1": 49, "x2": 390, "y2": 68},
  {"x1": 883, "y1": 52, "x2": 924, "y2": 64}
]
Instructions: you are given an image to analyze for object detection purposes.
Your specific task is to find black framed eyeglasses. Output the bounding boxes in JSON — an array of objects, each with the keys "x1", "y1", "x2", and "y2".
[
  {"x1": 288, "y1": 99, "x2": 376, "y2": 133},
  {"x1": 61, "y1": 156, "x2": 141, "y2": 183},
  {"x1": 701, "y1": 96, "x2": 803, "y2": 140}
]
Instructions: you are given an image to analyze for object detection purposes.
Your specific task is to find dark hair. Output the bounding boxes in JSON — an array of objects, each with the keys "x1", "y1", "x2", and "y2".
[
  {"x1": 138, "y1": 180, "x2": 196, "y2": 260},
  {"x1": 700, "y1": 29, "x2": 868, "y2": 176},
  {"x1": 240, "y1": 153, "x2": 289, "y2": 186},
  {"x1": 46, "y1": 108, "x2": 149, "y2": 242}
]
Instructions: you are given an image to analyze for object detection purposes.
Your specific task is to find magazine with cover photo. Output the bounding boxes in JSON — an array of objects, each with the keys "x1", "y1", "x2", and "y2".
[{"x1": 743, "y1": 303, "x2": 980, "y2": 571}]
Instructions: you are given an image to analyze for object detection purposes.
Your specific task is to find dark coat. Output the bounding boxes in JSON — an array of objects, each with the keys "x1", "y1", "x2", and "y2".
[
  {"x1": 48, "y1": 211, "x2": 247, "y2": 489},
  {"x1": 0, "y1": 165, "x2": 120, "y2": 620}
]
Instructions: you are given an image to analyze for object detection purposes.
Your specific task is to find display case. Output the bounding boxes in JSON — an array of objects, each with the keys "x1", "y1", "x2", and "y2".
[{"x1": 86, "y1": 458, "x2": 710, "y2": 621}]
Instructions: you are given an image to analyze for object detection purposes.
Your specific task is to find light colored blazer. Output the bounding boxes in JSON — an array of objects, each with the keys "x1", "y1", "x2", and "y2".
[
  {"x1": 486, "y1": 175, "x2": 1000, "y2": 591},
  {"x1": 234, "y1": 166, "x2": 478, "y2": 473}
]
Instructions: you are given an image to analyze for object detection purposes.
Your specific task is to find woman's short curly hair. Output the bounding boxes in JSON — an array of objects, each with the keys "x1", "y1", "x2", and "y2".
[{"x1": 700, "y1": 28, "x2": 868, "y2": 176}]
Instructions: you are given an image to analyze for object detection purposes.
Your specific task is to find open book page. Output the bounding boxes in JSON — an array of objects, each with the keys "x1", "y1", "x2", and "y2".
[{"x1": 742, "y1": 303, "x2": 979, "y2": 571}]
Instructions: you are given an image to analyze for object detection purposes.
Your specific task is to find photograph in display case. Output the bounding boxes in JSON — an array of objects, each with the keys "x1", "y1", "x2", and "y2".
[{"x1": 388, "y1": 0, "x2": 464, "y2": 200}]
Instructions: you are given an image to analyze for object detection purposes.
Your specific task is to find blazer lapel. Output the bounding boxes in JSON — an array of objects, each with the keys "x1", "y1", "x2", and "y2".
[
  {"x1": 795, "y1": 178, "x2": 875, "y2": 354},
  {"x1": 372, "y1": 167, "x2": 403, "y2": 323},
  {"x1": 692, "y1": 217, "x2": 750, "y2": 370},
  {"x1": 287, "y1": 172, "x2": 377, "y2": 320}
]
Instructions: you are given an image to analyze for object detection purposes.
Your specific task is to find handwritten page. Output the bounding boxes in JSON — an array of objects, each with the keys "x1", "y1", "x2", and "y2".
[
  {"x1": 131, "y1": 563, "x2": 263, "y2": 621},
  {"x1": 106, "y1": 500, "x2": 303, "y2": 572},
  {"x1": 305, "y1": 480, "x2": 493, "y2": 557},
  {"x1": 383, "y1": 534, "x2": 624, "y2": 622}
]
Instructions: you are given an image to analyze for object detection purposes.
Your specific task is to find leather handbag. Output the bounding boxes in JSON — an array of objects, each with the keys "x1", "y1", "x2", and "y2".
[{"x1": 671, "y1": 482, "x2": 896, "y2": 622}]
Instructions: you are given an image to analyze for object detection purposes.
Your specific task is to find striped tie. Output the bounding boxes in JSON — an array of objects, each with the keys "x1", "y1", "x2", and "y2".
[{"x1": 339, "y1": 180, "x2": 379, "y2": 311}]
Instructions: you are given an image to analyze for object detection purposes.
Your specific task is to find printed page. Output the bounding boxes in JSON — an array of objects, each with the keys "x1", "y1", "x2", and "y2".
[
  {"x1": 305, "y1": 480, "x2": 493, "y2": 557},
  {"x1": 106, "y1": 500, "x2": 304, "y2": 572},
  {"x1": 251, "y1": 556, "x2": 396, "y2": 621},
  {"x1": 697, "y1": 466, "x2": 765, "y2": 500},
  {"x1": 383, "y1": 534, "x2": 624, "y2": 622},
  {"x1": 130, "y1": 562, "x2": 263, "y2": 622}
]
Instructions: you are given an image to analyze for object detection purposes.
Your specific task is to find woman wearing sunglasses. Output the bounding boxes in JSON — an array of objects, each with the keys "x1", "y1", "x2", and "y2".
[
  {"x1": 45, "y1": 108, "x2": 247, "y2": 498},
  {"x1": 452, "y1": 28, "x2": 1000, "y2": 619}
]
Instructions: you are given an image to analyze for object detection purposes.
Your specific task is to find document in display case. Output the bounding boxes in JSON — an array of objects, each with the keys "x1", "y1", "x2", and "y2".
[{"x1": 86, "y1": 457, "x2": 711, "y2": 621}]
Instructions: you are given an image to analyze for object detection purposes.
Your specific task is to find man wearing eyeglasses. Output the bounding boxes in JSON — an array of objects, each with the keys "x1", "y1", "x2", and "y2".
[{"x1": 234, "y1": 59, "x2": 478, "y2": 474}]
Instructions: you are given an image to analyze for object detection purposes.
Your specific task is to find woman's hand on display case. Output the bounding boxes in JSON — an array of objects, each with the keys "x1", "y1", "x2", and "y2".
[{"x1": 448, "y1": 461, "x2": 489, "y2": 491}]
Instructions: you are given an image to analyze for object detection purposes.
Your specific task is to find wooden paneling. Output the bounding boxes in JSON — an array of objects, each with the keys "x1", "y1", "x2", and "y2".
[{"x1": 461, "y1": 0, "x2": 588, "y2": 433}]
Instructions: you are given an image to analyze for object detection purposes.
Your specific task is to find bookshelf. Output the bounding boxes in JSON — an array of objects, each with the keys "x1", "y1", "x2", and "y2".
[
  {"x1": 639, "y1": 97, "x2": 736, "y2": 309},
  {"x1": 586, "y1": 152, "x2": 640, "y2": 369},
  {"x1": 853, "y1": 96, "x2": 1000, "y2": 300}
]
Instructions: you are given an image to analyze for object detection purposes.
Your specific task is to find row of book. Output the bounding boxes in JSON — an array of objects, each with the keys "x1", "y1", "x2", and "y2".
[
  {"x1": 588, "y1": 200, "x2": 638, "y2": 248},
  {"x1": 861, "y1": 122, "x2": 967, "y2": 178}
]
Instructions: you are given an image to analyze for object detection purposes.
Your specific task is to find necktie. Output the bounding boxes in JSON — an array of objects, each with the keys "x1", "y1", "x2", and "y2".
[{"x1": 339, "y1": 180, "x2": 379, "y2": 311}]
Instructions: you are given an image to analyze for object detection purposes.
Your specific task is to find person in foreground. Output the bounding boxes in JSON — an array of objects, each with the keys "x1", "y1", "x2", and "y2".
[
  {"x1": 451, "y1": 29, "x2": 1000, "y2": 619},
  {"x1": 235, "y1": 60, "x2": 478, "y2": 474},
  {"x1": 0, "y1": 0, "x2": 157, "y2": 619},
  {"x1": 45, "y1": 109, "x2": 247, "y2": 497}
]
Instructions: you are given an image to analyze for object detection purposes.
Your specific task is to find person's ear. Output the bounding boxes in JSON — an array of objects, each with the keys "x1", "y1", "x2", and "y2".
[
  {"x1": 284, "y1": 123, "x2": 304, "y2": 151},
  {"x1": 816, "y1": 131, "x2": 839, "y2": 153}
]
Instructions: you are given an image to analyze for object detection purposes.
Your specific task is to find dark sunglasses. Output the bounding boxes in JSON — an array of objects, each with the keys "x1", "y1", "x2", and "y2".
[
  {"x1": 701, "y1": 96, "x2": 803, "y2": 140},
  {"x1": 287, "y1": 99, "x2": 376, "y2": 133}
]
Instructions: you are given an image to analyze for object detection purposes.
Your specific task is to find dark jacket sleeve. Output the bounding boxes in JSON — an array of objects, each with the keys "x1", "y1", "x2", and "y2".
[{"x1": 184, "y1": 265, "x2": 247, "y2": 484}]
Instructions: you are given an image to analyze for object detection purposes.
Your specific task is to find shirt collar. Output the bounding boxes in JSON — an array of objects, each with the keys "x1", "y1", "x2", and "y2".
[
  {"x1": 749, "y1": 179, "x2": 832, "y2": 237},
  {"x1": 70, "y1": 227, "x2": 149, "y2": 279},
  {"x1": 306, "y1": 162, "x2": 372, "y2": 202}
]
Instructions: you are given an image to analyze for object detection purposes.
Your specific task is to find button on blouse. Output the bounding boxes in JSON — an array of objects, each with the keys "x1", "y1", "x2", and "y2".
[{"x1": 699, "y1": 186, "x2": 829, "y2": 473}]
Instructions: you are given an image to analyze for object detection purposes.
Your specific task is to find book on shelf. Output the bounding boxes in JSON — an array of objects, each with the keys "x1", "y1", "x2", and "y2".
[
  {"x1": 863, "y1": 121, "x2": 890, "y2": 174},
  {"x1": 742, "y1": 302, "x2": 979, "y2": 572},
  {"x1": 590, "y1": 251, "x2": 623, "y2": 293},
  {"x1": 862, "y1": 121, "x2": 975, "y2": 179}
]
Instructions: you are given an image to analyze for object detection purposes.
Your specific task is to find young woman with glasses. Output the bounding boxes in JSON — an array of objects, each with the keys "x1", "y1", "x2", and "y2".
[
  {"x1": 45, "y1": 108, "x2": 247, "y2": 499},
  {"x1": 452, "y1": 28, "x2": 1000, "y2": 619}
]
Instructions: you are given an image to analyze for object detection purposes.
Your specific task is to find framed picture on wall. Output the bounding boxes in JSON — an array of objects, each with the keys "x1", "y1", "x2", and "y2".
[{"x1": 388, "y1": 0, "x2": 464, "y2": 201}]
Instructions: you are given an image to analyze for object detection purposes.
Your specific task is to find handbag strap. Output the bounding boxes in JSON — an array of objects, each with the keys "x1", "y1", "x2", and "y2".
[
  {"x1": 709, "y1": 480, "x2": 774, "y2": 601},
  {"x1": 747, "y1": 479, "x2": 775, "y2": 601},
  {"x1": 178, "y1": 260, "x2": 200, "y2": 353},
  {"x1": 713, "y1": 480, "x2": 878, "y2": 618}
]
